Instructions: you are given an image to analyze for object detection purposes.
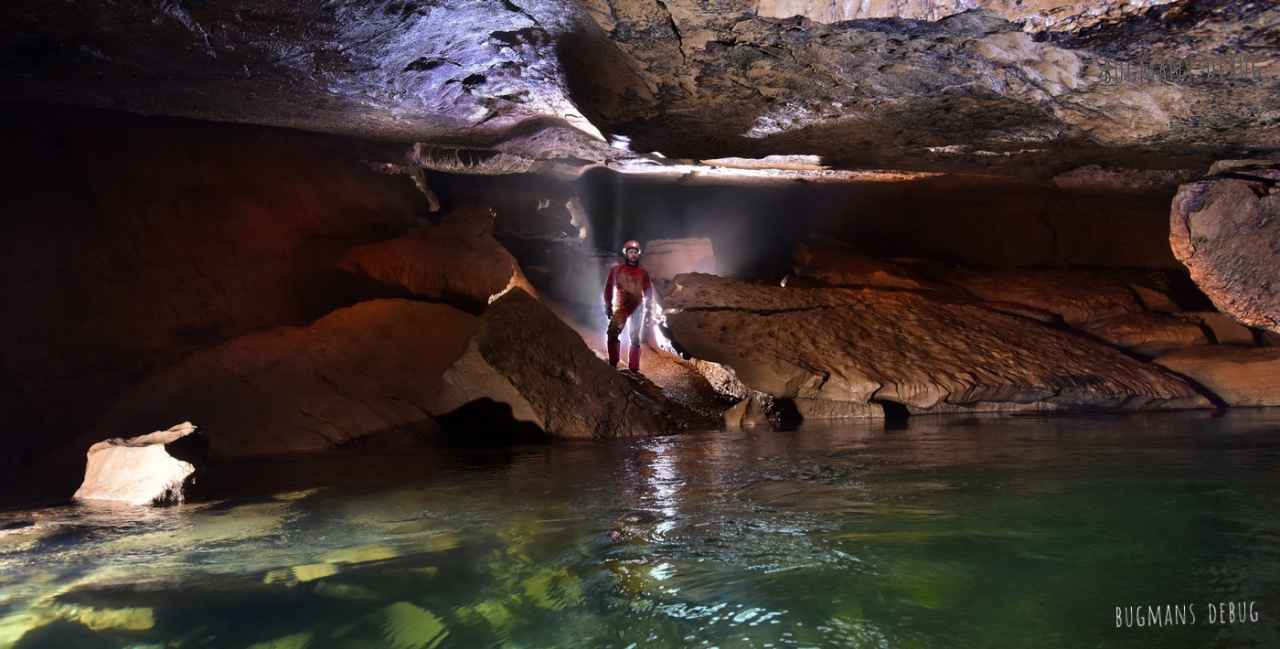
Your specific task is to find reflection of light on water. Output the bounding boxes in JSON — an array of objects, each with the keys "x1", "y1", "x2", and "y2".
[
  {"x1": 649, "y1": 562, "x2": 675, "y2": 581},
  {"x1": 646, "y1": 440, "x2": 681, "y2": 532}
]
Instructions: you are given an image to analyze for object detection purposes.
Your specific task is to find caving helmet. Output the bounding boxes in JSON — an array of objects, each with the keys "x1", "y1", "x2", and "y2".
[{"x1": 622, "y1": 240, "x2": 642, "y2": 254}]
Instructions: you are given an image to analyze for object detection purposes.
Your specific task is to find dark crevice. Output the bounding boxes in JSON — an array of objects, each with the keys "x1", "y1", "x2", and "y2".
[
  {"x1": 435, "y1": 398, "x2": 551, "y2": 447},
  {"x1": 875, "y1": 400, "x2": 911, "y2": 429}
]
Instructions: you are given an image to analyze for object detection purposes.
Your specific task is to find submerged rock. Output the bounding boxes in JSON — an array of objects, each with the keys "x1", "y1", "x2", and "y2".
[
  {"x1": 1170, "y1": 163, "x2": 1280, "y2": 335},
  {"x1": 664, "y1": 273, "x2": 1210, "y2": 415},
  {"x1": 432, "y1": 289, "x2": 687, "y2": 438},
  {"x1": 73, "y1": 422, "x2": 196, "y2": 506},
  {"x1": 1154, "y1": 347, "x2": 1280, "y2": 407}
]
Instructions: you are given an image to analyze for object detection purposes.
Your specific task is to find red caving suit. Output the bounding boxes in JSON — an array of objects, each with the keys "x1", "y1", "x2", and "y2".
[{"x1": 603, "y1": 262, "x2": 653, "y2": 370}]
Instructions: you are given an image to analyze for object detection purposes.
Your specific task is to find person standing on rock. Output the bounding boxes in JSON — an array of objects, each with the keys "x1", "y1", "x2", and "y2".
[{"x1": 604, "y1": 240, "x2": 654, "y2": 372}]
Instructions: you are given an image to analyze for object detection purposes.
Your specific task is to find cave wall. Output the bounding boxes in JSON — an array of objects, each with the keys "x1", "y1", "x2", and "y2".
[
  {"x1": 430, "y1": 168, "x2": 1183, "y2": 285},
  {"x1": 0, "y1": 103, "x2": 426, "y2": 479}
]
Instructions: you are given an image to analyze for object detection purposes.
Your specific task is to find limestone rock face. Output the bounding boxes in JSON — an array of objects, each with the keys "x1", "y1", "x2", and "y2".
[
  {"x1": 1176, "y1": 312, "x2": 1257, "y2": 346},
  {"x1": 99, "y1": 301, "x2": 478, "y2": 458},
  {"x1": 943, "y1": 269, "x2": 1152, "y2": 324},
  {"x1": 74, "y1": 422, "x2": 197, "y2": 506},
  {"x1": 755, "y1": 0, "x2": 1177, "y2": 30},
  {"x1": 1155, "y1": 347, "x2": 1280, "y2": 407},
  {"x1": 663, "y1": 273, "x2": 1210, "y2": 414},
  {"x1": 792, "y1": 241, "x2": 939, "y2": 291},
  {"x1": 1078, "y1": 312, "x2": 1209, "y2": 357},
  {"x1": 1170, "y1": 164, "x2": 1280, "y2": 335},
  {"x1": 5, "y1": 2, "x2": 1276, "y2": 178},
  {"x1": 433, "y1": 289, "x2": 686, "y2": 438},
  {"x1": 340, "y1": 206, "x2": 536, "y2": 308},
  {"x1": 641, "y1": 238, "x2": 717, "y2": 283}
]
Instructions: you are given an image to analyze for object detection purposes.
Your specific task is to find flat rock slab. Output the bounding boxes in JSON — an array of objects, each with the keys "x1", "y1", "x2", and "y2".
[
  {"x1": 1170, "y1": 164, "x2": 1280, "y2": 335},
  {"x1": 664, "y1": 273, "x2": 1210, "y2": 414},
  {"x1": 1155, "y1": 347, "x2": 1280, "y2": 407}
]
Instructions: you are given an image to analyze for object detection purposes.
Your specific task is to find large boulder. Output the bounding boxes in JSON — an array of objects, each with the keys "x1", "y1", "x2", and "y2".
[
  {"x1": 1154, "y1": 347, "x2": 1280, "y2": 407},
  {"x1": 432, "y1": 289, "x2": 688, "y2": 438},
  {"x1": 339, "y1": 206, "x2": 536, "y2": 309},
  {"x1": 663, "y1": 273, "x2": 1210, "y2": 414},
  {"x1": 1170, "y1": 163, "x2": 1280, "y2": 334},
  {"x1": 98, "y1": 300, "x2": 478, "y2": 458},
  {"x1": 74, "y1": 422, "x2": 197, "y2": 506}
]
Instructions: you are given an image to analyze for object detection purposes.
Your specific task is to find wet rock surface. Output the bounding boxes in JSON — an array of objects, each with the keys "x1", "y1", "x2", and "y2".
[
  {"x1": 663, "y1": 273, "x2": 1211, "y2": 414},
  {"x1": 1170, "y1": 162, "x2": 1280, "y2": 335},
  {"x1": 1155, "y1": 347, "x2": 1280, "y2": 407}
]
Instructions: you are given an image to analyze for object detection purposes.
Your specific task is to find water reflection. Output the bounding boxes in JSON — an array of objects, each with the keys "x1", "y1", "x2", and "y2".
[{"x1": 1, "y1": 411, "x2": 1278, "y2": 648}]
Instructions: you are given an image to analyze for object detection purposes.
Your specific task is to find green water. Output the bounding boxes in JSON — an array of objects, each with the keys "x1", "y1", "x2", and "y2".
[{"x1": 2, "y1": 411, "x2": 1278, "y2": 648}]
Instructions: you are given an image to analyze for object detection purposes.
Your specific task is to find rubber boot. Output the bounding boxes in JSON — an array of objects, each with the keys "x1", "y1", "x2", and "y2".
[
  {"x1": 628, "y1": 342, "x2": 641, "y2": 371},
  {"x1": 608, "y1": 338, "x2": 620, "y2": 367}
]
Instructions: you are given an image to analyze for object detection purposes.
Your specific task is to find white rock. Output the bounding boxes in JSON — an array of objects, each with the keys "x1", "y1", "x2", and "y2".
[{"x1": 73, "y1": 422, "x2": 197, "y2": 506}]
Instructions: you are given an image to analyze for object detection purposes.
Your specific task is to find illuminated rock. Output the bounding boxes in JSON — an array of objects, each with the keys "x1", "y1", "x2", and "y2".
[
  {"x1": 73, "y1": 422, "x2": 196, "y2": 506},
  {"x1": 1170, "y1": 163, "x2": 1280, "y2": 335},
  {"x1": 755, "y1": 0, "x2": 1177, "y2": 29},
  {"x1": 5, "y1": 2, "x2": 1274, "y2": 178},
  {"x1": 664, "y1": 273, "x2": 1210, "y2": 414},
  {"x1": 339, "y1": 205, "x2": 536, "y2": 308},
  {"x1": 432, "y1": 288, "x2": 687, "y2": 438},
  {"x1": 1154, "y1": 347, "x2": 1280, "y2": 407}
]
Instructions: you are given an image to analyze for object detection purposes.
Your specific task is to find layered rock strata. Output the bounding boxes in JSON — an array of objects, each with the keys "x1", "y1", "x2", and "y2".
[
  {"x1": 1155, "y1": 347, "x2": 1280, "y2": 407},
  {"x1": 663, "y1": 273, "x2": 1211, "y2": 415}
]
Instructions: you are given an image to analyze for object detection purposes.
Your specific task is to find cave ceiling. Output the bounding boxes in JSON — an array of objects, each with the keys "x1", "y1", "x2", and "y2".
[{"x1": 2, "y1": 0, "x2": 1276, "y2": 180}]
